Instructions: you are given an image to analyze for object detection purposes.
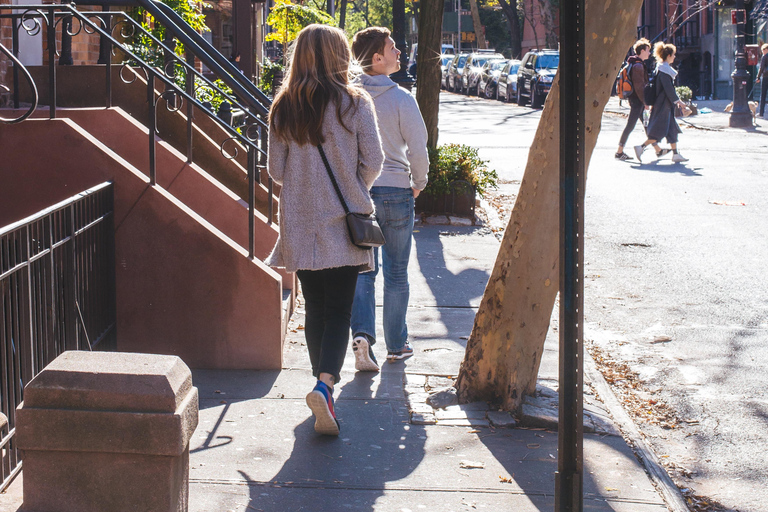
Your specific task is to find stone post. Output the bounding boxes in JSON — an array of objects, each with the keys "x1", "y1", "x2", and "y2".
[
  {"x1": 16, "y1": 351, "x2": 199, "y2": 512},
  {"x1": 0, "y1": 412, "x2": 7, "y2": 433}
]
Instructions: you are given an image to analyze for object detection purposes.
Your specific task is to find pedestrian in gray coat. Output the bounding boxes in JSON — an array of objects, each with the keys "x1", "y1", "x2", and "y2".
[
  {"x1": 634, "y1": 42, "x2": 689, "y2": 163},
  {"x1": 267, "y1": 24, "x2": 385, "y2": 436}
]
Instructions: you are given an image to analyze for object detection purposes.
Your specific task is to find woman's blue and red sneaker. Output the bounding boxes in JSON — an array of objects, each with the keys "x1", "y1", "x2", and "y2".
[{"x1": 305, "y1": 380, "x2": 340, "y2": 436}]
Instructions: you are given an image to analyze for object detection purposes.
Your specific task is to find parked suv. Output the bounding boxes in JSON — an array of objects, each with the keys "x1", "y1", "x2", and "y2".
[
  {"x1": 460, "y1": 50, "x2": 504, "y2": 95},
  {"x1": 478, "y1": 59, "x2": 508, "y2": 99},
  {"x1": 516, "y1": 49, "x2": 559, "y2": 108},
  {"x1": 445, "y1": 53, "x2": 470, "y2": 92}
]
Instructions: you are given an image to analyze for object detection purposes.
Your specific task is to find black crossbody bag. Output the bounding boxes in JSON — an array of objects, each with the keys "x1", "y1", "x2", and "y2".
[{"x1": 317, "y1": 144, "x2": 386, "y2": 249}]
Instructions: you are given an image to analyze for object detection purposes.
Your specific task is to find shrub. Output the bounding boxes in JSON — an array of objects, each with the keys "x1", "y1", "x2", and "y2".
[
  {"x1": 676, "y1": 86, "x2": 693, "y2": 102},
  {"x1": 423, "y1": 144, "x2": 498, "y2": 197},
  {"x1": 259, "y1": 59, "x2": 284, "y2": 96}
]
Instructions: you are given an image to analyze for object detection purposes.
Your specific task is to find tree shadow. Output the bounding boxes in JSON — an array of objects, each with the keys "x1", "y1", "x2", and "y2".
[{"x1": 412, "y1": 225, "x2": 492, "y2": 339}]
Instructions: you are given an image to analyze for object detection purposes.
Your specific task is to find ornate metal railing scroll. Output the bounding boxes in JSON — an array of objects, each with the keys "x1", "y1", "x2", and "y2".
[{"x1": 0, "y1": 41, "x2": 38, "y2": 123}]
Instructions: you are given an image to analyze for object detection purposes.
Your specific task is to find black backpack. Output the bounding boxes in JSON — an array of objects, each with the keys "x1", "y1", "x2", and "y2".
[{"x1": 643, "y1": 71, "x2": 658, "y2": 105}]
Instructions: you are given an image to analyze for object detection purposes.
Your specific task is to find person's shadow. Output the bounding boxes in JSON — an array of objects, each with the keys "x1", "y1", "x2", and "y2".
[{"x1": 241, "y1": 369, "x2": 427, "y2": 511}]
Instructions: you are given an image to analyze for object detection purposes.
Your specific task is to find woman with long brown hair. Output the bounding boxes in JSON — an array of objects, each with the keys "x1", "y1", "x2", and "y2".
[{"x1": 267, "y1": 24, "x2": 384, "y2": 436}]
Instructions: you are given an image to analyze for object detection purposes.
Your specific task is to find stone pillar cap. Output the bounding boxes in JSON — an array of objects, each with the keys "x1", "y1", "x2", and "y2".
[
  {"x1": 0, "y1": 412, "x2": 7, "y2": 431},
  {"x1": 23, "y1": 351, "x2": 192, "y2": 413}
]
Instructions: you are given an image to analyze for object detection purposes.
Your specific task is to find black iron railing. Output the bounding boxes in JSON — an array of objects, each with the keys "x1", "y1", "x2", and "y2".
[
  {"x1": 0, "y1": 182, "x2": 116, "y2": 492},
  {"x1": 0, "y1": 2, "x2": 275, "y2": 259}
]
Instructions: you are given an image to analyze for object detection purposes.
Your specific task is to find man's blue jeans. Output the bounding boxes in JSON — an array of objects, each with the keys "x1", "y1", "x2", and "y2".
[{"x1": 351, "y1": 186, "x2": 414, "y2": 353}]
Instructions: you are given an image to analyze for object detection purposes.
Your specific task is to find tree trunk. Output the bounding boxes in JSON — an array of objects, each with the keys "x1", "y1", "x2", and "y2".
[
  {"x1": 339, "y1": 0, "x2": 348, "y2": 28},
  {"x1": 456, "y1": 0, "x2": 646, "y2": 411},
  {"x1": 415, "y1": 0, "x2": 444, "y2": 149},
  {"x1": 468, "y1": 0, "x2": 487, "y2": 49},
  {"x1": 497, "y1": 0, "x2": 522, "y2": 59},
  {"x1": 536, "y1": 0, "x2": 558, "y2": 49}
]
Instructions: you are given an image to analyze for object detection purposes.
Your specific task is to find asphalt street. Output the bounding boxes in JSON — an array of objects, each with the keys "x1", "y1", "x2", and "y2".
[{"x1": 438, "y1": 90, "x2": 768, "y2": 512}]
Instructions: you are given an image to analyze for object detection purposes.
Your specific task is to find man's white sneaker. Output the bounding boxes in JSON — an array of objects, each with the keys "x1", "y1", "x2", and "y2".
[
  {"x1": 671, "y1": 153, "x2": 689, "y2": 163},
  {"x1": 352, "y1": 336, "x2": 379, "y2": 372},
  {"x1": 634, "y1": 145, "x2": 645, "y2": 162}
]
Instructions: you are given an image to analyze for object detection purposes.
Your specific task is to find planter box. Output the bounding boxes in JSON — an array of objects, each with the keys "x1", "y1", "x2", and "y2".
[{"x1": 415, "y1": 180, "x2": 476, "y2": 218}]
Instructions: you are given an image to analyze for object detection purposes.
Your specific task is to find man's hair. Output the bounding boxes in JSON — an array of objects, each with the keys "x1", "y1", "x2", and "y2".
[
  {"x1": 633, "y1": 38, "x2": 651, "y2": 54},
  {"x1": 654, "y1": 41, "x2": 677, "y2": 63},
  {"x1": 352, "y1": 27, "x2": 391, "y2": 72},
  {"x1": 762, "y1": 43, "x2": 768, "y2": 52}
]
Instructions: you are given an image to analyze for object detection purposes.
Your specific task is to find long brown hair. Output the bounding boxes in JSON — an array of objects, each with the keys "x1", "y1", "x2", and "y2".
[{"x1": 269, "y1": 24, "x2": 363, "y2": 146}]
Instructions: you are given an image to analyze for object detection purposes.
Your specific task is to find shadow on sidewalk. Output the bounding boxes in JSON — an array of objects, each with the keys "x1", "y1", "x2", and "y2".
[{"x1": 242, "y1": 369, "x2": 427, "y2": 511}]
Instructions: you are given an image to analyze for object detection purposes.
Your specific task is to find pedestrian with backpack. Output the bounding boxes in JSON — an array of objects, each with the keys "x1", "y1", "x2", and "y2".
[
  {"x1": 634, "y1": 42, "x2": 689, "y2": 163},
  {"x1": 615, "y1": 38, "x2": 651, "y2": 161}
]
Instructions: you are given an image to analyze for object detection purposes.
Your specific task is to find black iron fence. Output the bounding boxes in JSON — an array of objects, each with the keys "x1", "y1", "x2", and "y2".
[{"x1": 0, "y1": 182, "x2": 116, "y2": 492}]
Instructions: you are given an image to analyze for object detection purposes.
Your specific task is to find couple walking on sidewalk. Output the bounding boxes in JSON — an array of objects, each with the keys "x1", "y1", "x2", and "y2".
[
  {"x1": 265, "y1": 25, "x2": 429, "y2": 435},
  {"x1": 615, "y1": 39, "x2": 690, "y2": 163}
]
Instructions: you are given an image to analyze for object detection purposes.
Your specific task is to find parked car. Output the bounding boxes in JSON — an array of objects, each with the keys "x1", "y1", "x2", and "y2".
[
  {"x1": 477, "y1": 59, "x2": 508, "y2": 99},
  {"x1": 460, "y1": 50, "x2": 504, "y2": 95},
  {"x1": 445, "y1": 53, "x2": 470, "y2": 92},
  {"x1": 440, "y1": 54, "x2": 454, "y2": 89},
  {"x1": 516, "y1": 49, "x2": 559, "y2": 108},
  {"x1": 409, "y1": 43, "x2": 456, "y2": 77},
  {"x1": 497, "y1": 59, "x2": 521, "y2": 102}
]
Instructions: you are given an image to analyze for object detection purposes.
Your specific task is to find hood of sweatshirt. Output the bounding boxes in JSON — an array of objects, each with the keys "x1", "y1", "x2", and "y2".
[
  {"x1": 657, "y1": 61, "x2": 678, "y2": 79},
  {"x1": 357, "y1": 73, "x2": 398, "y2": 98},
  {"x1": 627, "y1": 55, "x2": 645, "y2": 65}
]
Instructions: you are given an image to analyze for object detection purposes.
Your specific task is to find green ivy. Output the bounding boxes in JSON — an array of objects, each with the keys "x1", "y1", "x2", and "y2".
[
  {"x1": 423, "y1": 144, "x2": 498, "y2": 197},
  {"x1": 265, "y1": 0, "x2": 336, "y2": 46}
]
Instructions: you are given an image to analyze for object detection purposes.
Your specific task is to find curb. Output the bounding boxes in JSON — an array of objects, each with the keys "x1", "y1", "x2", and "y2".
[{"x1": 583, "y1": 351, "x2": 690, "y2": 512}]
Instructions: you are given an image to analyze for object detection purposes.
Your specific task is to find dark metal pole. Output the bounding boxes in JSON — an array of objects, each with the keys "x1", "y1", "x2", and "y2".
[
  {"x1": 12, "y1": 15, "x2": 20, "y2": 108},
  {"x1": 148, "y1": 73, "x2": 157, "y2": 185},
  {"x1": 248, "y1": 147, "x2": 255, "y2": 259},
  {"x1": 59, "y1": 3, "x2": 74, "y2": 66},
  {"x1": 47, "y1": 8, "x2": 57, "y2": 119},
  {"x1": 390, "y1": 0, "x2": 415, "y2": 89},
  {"x1": 556, "y1": 0, "x2": 585, "y2": 508},
  {"x1": 730, "y1": 2, "x2": 752, "y2": 127},
  {"x1": 186, "y1": 49, "x2": 194, "y2": 163}
]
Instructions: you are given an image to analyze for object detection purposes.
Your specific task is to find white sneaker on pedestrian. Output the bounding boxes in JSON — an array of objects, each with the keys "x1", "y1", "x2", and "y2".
[
  {"x1": 634, "y1": 145, "x2": 645, "y2": 162},
  {"x1": 671, "y1": 152, "x2": 689, "y2": 163},
  {"x1": 352, "y1": 336, "x2": 379, "y2": 372}
]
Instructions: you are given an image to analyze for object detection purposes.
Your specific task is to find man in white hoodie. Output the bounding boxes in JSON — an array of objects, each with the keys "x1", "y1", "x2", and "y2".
[{"x1": 350, "y1": 27, "x2": 429, "y2": 369}]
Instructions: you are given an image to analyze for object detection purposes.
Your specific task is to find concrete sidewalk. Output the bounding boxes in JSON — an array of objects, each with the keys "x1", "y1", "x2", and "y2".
[
  {"x1": 0, "y1": 225, "x2": 670, "y2": 512},
  {"x1": 184, "y1": 225, "x2": 669, "y2": 512}
]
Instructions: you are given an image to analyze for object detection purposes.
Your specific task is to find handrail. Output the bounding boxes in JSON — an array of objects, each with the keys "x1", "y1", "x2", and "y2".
[
  {"x1": 72, "y1": 0, "x2": 271, "y2": 116},
  {"x1": 0, "y1": 41, "x2": 38, "y2": 123},
  {"x1": 0, "y1": 4, "x2": 275, "y2": 258}
]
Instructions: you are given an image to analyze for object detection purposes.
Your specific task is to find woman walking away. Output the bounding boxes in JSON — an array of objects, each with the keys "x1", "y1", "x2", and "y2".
[
  {"x1": 267, "y1": 24, "x2": 384, "y2": 436},
  {"x1": 634, "y1": 42, "x2": 689, "y2": 163}
]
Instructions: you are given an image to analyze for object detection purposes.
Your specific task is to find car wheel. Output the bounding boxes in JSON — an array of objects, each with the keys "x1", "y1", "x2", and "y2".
[
  {"x1": 510, "y1": 86, "x2": 517, "y2": 103},
  {"x1": 496, "y1": 86, "x2": 501, "y2": 101},
  {"x1": 486, "y1": 84, "x2": 493, "y2": 99},
  {"x1": 517, "y1": 85, "x2": 526, "y2": 106}
]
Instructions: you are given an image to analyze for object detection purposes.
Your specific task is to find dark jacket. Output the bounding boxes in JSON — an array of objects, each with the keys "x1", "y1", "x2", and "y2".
[
  {"x1": 627, "y1": 55, "x2": 649, "y2": 104},
  {"x1": 646, "y1": 63, "x2": 681, "y2": 141},
  {"x1": 758, "y1": 53, "x2": 768, "y2": 78}
]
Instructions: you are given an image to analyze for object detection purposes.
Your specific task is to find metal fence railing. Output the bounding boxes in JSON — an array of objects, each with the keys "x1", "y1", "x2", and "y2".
[{"x1": 0, "y1": 182, "x2": 116, "y2": 492}]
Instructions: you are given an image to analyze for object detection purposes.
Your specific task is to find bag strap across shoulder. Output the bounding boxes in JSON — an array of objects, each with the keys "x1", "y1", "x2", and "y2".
[{"x1": 317, "y1": 144, "x2": 351, "y2": 215}]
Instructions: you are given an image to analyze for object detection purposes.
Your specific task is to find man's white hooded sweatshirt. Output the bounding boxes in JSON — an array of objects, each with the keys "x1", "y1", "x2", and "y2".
[{"x1": 358, "y1": 73, "x2": 429, "y2": 190}]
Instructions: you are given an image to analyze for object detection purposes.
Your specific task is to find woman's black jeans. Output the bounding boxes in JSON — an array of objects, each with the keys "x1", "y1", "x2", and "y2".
[{"x1": 296, "y1": 266, "x2": 360, "y2": 384}]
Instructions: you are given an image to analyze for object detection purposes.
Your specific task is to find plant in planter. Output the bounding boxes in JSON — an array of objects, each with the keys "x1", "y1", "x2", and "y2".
[
  {"x1": 259, "y1": 58, "x2": 285, "y2": 96},
  {"x1": 675, "y1": 85, "x2": 697, "y2": 116},
  {"x1": 416, "y1": 144, "x2": 498, "y2": 218}
]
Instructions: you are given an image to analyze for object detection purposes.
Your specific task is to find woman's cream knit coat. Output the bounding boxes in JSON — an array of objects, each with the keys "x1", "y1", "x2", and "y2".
[{"x1": 266, "y1": 94, "x2": 384, "y2": 273}]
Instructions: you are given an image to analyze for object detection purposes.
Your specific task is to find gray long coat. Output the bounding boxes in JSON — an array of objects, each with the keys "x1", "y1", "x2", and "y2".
[
  {"x1": 646, "y1": 68, "x2": 682, "y2": 142},
  {"x1": 266, "y1": 94, "x2": 384, "y2": 273}
]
